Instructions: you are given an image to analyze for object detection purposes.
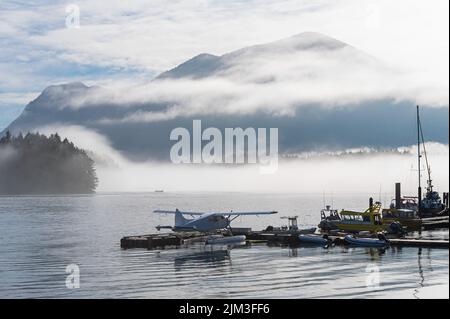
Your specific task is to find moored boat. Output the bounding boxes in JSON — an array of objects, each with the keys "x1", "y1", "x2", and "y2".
[
  {"x1": 381, "y1": 183, "x2": 422, "y2": 230},
  {"x1": 415, "y1": 105, "x2": 449, "y2": 218},
  {"x1": 318, "y1": 205, "x2": 341, "y2": 231},
  {"x1": 330, "y1": 199, "x2": 390, "y2": 233},
  {"x1": 382, "y1": 208, "x2": 422, "y2": 230},
  {"x1": 344, "y1": 235, "x2": 388, "y2": 248},
  {"x1": 264, "y1": 216, "x2": 317, "y2": 234},
  {"x1": 298, "y1": 234, "x2": 330, "y2": 245}
]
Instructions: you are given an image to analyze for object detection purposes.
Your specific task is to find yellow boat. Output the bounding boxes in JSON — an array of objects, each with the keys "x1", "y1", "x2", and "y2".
[{"x1": 333, "y1": 201, "x2": 389, "y2": 233}]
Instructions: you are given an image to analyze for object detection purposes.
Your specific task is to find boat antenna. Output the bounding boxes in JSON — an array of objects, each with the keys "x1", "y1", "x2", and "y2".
[
  {"x1": 322, "y1": 191, "x2": 326, "y2": 208},
  {"x1": 331, "y1": 191, "x2": 334, "y2": 209}
]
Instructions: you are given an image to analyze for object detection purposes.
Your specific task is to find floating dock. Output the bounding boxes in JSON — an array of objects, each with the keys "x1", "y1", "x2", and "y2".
[
  {"x1": 120, "y1": 232, "x2": 209, "y2": 250},
  {"x1": 421, "y1": 216, "x2": 449, "y2": 230},
  {"x1": 388, "y1": 238, "x2": 449, "y2": 249},
  {"x1": 121, "y1": 229, "x2": 449, "y2": 250}
]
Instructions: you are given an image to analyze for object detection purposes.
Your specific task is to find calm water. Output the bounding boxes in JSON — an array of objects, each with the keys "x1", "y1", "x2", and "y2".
[{"x1": 0, "y1": 192, "x2": 448, "y2": 299}]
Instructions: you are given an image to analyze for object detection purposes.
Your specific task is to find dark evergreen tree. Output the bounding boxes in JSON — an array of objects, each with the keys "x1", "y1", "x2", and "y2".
[{"x1": 0, "y1": 132, "x2": 98, "y2": 194}]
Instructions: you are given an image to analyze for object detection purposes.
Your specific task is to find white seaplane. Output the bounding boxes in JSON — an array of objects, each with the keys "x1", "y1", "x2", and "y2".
[{"x1": 154, "y1": 209, "x2": 277, "y2": 233}]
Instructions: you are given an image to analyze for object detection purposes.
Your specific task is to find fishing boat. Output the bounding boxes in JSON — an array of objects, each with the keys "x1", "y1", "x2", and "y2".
[
  {"x1": 381, "y1": 183, "x2": 422, "y2": 230},
  {"x1": 298, "y1": 234, "x2": 330, "y2": 245},
  {"x1": 415, "y1": 105, "x2": 449, "y2": 218},
  {"x1": 335, "y1": 203, "x2": 387, "y2": 233},
  {"x1": 318, "y1": 198, "x2": 405, "y2": 234},
  {"x1": 382, "y1": 208, "x2": 422, "y2": 230},
  {"x1": 344, "y1": 234, "x2": 388, "y2": 248},
  {"x1": 320, "y1": 199, "x2": 391, "y2": 233},
  {"x1": 318, "y1": 205, "x2": 341, "y2": 231},
  {"x1": 264, "y1": 216, "x2": 316, "y2": 234}
]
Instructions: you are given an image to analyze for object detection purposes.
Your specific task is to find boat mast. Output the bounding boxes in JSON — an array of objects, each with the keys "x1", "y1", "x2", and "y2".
[
  {"x1": 419, "y1": 112, "x2": 433, "y2": 193},
  {"x1": 417, "y1": 105, "x2": 422, "y2": 216}
]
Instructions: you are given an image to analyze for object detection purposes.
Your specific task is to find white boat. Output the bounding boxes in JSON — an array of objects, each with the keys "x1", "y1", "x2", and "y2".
[
  {"x1": 298, "y1": 234, "x2": 330, "y2": 245},
  {"x1": 206, "y1": 235, "x2": 246, "y2": 245},
  {"x1": 344, "y1": 235, "x2": 388, "y2": 248}
]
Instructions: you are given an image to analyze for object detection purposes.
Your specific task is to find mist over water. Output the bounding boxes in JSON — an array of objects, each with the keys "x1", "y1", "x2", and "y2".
[
  {"x1": 95, "y1": 144, "x2": 449, "y2": 195},
  {"x1": 32, "y1": 124, "x2": 450, "y2": 194},
  {"x1": 0, "y1": 192, "x2": 448, "y2": 299}
]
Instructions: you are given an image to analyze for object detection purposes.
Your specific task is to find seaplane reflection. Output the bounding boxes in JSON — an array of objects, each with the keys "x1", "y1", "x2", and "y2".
[{"x1": 173, "y1": 243, "x2": 246, "y2": 271}]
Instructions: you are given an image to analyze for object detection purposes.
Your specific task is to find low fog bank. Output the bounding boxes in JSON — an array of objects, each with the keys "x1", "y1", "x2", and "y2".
[
  {"x1": 36, "y1": 125, "x2": 449, "y2": 195},
  {"x1": 96, "y1": 145, "x2": 449, "y2": 195}
]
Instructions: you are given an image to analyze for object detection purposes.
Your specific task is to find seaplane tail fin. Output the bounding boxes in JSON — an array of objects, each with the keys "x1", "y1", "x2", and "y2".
[{"x1": 175, "y1": 210, "x2": 190, "y2": 226}]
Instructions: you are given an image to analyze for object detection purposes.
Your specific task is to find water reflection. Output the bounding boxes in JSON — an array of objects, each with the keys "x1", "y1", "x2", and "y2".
[
  {"x1": 174, "y1": 248, "x2": 231, "y2": 270},
  {"x1": 341, "y1": 246, "x2": 387, "y2": 259},
  {"x1": 288, "y1": 248, "x2": 298, "y2": 257},
  {"x1": 413, "y1": 248, "x2": 425, "y2": 299}
]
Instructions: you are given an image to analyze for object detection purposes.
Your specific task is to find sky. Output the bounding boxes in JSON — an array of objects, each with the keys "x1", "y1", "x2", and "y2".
[
  {"x1": 0, "y1": 0, "x2": 449, "y2": 131},
  {"x1": 0, "y1": 0, "x2": 449, "y2": 194}
]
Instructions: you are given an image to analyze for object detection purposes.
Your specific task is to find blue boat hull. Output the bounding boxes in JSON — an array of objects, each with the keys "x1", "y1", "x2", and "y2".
[
  {"x1": 298, "y1": 235, "x2": 329, "y2": 245},
  {"x1": 344, "y1": 235, "x2": 388, "y2": 248}
]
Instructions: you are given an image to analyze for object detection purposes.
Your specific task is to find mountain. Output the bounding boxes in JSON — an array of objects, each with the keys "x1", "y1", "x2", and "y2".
[
  {"x1": 157, "y1": 32, "x2": 378, "y2": 80},
  {"x1": 2, "y1": 32, "x2": 449, "y2": 161}
]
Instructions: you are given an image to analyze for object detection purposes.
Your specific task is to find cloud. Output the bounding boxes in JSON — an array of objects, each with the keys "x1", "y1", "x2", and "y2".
[
  {"x1": 1, "y1": 0, "x2": 448, "y2": 134},
  {"x1": 1, "y1": 0, "x2": 448, "y2": 91},
  {"x1": 59, "y1": 39, "x2": 446, "y2": 125},
  {"x1": 35, "y1": 124, "x2": 128, "y2": 167},
  {"x1": 0, "y1": 92, "x2": 40, "y2": 106}
]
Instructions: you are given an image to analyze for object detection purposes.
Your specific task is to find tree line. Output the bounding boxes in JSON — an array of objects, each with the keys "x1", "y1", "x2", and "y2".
[{"x1": 0, "y1": 131, "x2": 98, "y2": 194}]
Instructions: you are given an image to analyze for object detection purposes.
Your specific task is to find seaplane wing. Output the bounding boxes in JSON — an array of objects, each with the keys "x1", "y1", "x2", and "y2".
[
  {"x1": 153, "y1": 210, "x2": 277, "y2": 217},
  {"x1": 153, "y1": 210, "x2": 204, "y2": 216},
  {"x1": 212, "y1": 211, "x2": 278, "y2": 216}
]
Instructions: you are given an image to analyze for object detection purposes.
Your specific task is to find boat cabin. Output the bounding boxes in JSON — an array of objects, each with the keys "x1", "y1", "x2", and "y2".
[
  {"x1": 320, "y1": 205, "x2": 341, "y2": 221},
  {"x1": 389, "y1": 197, "x2": 418, "y2": 211},
  {"x1": 339, "y1": 203, "x2": 383, "y2": 226},
  {"x1": 332, "y1": 201, "x2": 387, "y2": 233},
  {"x1": 280, "y1": 216, "x2": 299, "y2": 231},
  {"x1": 383, "y1": 208, "x2": 418, "y2": 220}
]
